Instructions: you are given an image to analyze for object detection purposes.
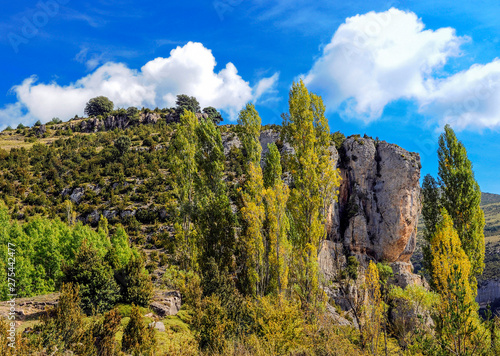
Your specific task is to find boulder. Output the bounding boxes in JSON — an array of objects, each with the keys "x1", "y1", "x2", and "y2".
[
  {"x1": 150, "y1": 291, "x2": 181, "y2": 317},
  {"x1": 70, "y1": 187, "x2": 85, "y2": 204},
  {"x1": 148, "y1": 321, "x2": 166, "y2": 332}
]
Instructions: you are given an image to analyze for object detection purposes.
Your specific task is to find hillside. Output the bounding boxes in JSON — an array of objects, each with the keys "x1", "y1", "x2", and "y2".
[
  {"x1": 0, "y1": 101, "x2": 495, "y2": 355},
  {"x1": 482, "y1": 192, "x2": 500, "y2": 243}
]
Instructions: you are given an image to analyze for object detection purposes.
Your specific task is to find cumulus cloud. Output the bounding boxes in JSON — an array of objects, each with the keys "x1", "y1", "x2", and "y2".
[
  {"x1": 421, "y1": 60, "x2": 500, "y2": 130},
  {"x1": 0, "y1": 42, "x2": 278, "y2": 128},
  {"x1": 302, "y1": 7, "x2": 500, "y2": 130}
]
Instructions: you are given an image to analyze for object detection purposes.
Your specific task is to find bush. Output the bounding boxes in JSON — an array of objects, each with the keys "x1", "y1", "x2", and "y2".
[
  {"x1": 116, "y1": 253, "x2": 154, "y2": 307},
  {"x1": 63, "y1": 241, "x2": 120, "y2": 315},
  {"x1": 114, "y1": 135, "x2": 131, "y2": 155},
  {"x1": 122, "y1": 304, "x2": 156, "y2": 355}
]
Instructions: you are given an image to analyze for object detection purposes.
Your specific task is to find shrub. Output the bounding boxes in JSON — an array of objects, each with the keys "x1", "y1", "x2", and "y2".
[
  {"x1": 122, "y1": 304, "x2": 156, "y2": 355},
  {"x1": 63, "y1": 240, "x2": 120, "y2": 315}
]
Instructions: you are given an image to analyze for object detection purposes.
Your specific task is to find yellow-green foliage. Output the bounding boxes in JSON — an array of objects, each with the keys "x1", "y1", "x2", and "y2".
[
  {"x1": 170, "y1": 110, "x2": 199, "y2": 270},
  {"x1": 283, "y1": 80, "x2": 341, "y2": 305},
  {"x1": 241, "y1": 162, "x2": 266, "y2": 296},
  {"x1": 250, "y1": 295, "x2": 305, "y2": 355},
  {"x1": 362, "y1": 261, "x2": 383, "y2": 352},
  {"x1": 239, "y1": 104, "x2": 266, "y2": 296},
  {"x1": 430, "y1": 209, "x2": 487, "y2": 354},
  {"x1": 122, "y1": 304, "x2": 157, "y2": 355},
  {"x1": 156, "y1": 316, "x2": 199, "y2": 356},
  {"x1": 389, "y1": 284, "x2": 439, "y2": 351},
  {"x1": 431, "y1": 211, "x2": 475, "y2": 316},
  {"x1": 263, "y1": 166, "x2": 290, "y2": 295}
]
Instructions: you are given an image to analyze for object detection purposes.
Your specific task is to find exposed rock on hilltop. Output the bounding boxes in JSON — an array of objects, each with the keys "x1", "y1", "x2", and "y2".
[{"x1": 66, "y1": 112, "x2": 210, "y2": 133}]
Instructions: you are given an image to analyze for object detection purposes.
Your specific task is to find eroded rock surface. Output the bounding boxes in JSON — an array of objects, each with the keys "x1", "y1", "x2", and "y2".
[{"x1": 329, "y1": 137, "x2": 421, "y2": 264}]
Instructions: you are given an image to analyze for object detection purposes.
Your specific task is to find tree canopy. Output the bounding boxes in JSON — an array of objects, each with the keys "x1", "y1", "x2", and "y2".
[{"x1": 84, "y1": 96, "x2": 114, "y2": 117}]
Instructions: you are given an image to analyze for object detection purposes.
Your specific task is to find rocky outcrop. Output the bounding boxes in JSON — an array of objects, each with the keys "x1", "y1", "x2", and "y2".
[
  {"x1": 329, "y1": 137, "x2": 421, "y2": 265},
  {"x1": 150, "y1": 290, "x2": 182, "y2": 317},
  {"x1": 73, "y1": 112, "x2": 161, "y2": 133}
]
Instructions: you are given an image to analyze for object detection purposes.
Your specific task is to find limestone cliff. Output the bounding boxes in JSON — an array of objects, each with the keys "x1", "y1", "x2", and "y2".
[
  {"x1": 255, "y1": 132, "x2": 422, "y2": 267},
  {"x1": 329, "y1": 136, "x2": 421, "y2": 265}
]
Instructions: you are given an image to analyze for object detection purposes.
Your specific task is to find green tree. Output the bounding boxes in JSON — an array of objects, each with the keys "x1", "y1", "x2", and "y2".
[
  {"x1": 116, "y1": 252, "x2": 154, "y2": 307},
  {"x1": 438, "y1": 124, "x2": 485, "y2": 280},
  {"x1": 238, "y1": 103, "x2": 266, "y2": 296},
  {"x1": 33, "y1": 120, "x2": 42, "y2": 127},
  {"x1": 263, "y1": 143, "x2": 290, "y2": 295},
  {"x1": 282, "y1": 80, "x2": 341, "y2": 306},
  {"x1": 122, "y1": 304, "x2": 156, "y2": 356},
  {"x1": 126, "y1": 106, "x2": 140, "y2": 118},
  {"x1": 63, "y1": 240, "x2": 120, "y2": 315},
  {"x1": 106, "y1": 225, "x2": 132, "y2": 269},
  {"x1": 421, "y1": 173, "x2": 441, "y2": 283},
  {"x1": 195, "y1": 118, "x2": 236, "y2": 276},
  {"x1": 175, "y1": 94, "x2": 200, "y2": 118},
  {"x1": 203, "y1": 106, "x2": 223, "y2": 124},
  {"x1": 169, "y1": 110, "x2": 199, "y2": 270},
  {"x1": 84, "y1": 96, "x2": 114, "y2": 117},
  {"x1": 114, "y1": 135, "x2": 131, "y2": 156}
]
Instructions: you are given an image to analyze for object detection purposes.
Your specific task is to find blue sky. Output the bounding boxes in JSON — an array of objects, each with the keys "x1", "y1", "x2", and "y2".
[{"x1": 0, "y1": 0, "x2": 499, "y2": 193}]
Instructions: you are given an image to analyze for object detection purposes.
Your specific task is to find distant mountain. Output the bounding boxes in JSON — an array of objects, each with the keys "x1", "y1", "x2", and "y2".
[{"x1": 482, "y1": 192, "x2": 500, "y2": 206}]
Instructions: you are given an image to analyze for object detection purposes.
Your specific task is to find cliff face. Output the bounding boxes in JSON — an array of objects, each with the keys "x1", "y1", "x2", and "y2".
[
  {"x1": 255, "y1": 132, "x2": 422, "y2": 267},
  {"x1": 255, "y1": 131, "x2": 425, "y2": 293},
  {"x1": 329, "y1": 137, "x2": 421, "y2": 264}
]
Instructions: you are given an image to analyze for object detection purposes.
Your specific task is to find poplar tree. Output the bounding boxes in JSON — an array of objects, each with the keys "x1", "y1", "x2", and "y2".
[
  {"x1": 170, "y1": 110, "x2": 199, "y2": 270},
  {"x1": 238, "y1": 104, "x2": 266, "y2": 296},
  {"x1": 263, "y1": 143, "x2": 290, "y2": 295},
  {"x1": 430, "y1": 210, "x2": 485, "y2": 354},
  {"x1": 195, "y1": 118, "x2": 236, "y2": 280},
  {"x1": 421, "y1": 174, "x2": 441, "y2": 284},
  {"x1": 282, "y1": 80, "x2": 341, "y2": 305},
  {"x1": 438, "y1": 124, "x2": 485, "y2": 279},
  {"x1": 363, "y1": 261, "x2": 383, "y2": 353}
]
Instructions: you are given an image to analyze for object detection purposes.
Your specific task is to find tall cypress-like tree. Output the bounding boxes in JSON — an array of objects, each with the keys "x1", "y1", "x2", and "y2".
[
  {"x1": 195, "y1": 118, "x2": 236, "y2": 282},
  {"x1": 421, "y1": 174, "x2": 441, "y2": 283},
  {"x1": 170, "y1": 110, "x2": 199, "y2": 270},
  {"x1": 430, "y1": 209, "x2": 484, "y2": 354},
  {"x1": 438, "y1": 124, "x2": 485, "y2": 279},
  {"x1": 263, "y1": 143, "x2": 290, "y2": 295},
  {"x1": 282, "y1": 80, "x2": 341, "y2": 305},
  {"x1": 238, "y1": 104, "x2": 266, "y2": 296}
]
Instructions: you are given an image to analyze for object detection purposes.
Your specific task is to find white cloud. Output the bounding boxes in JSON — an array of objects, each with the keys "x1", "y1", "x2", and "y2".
[
  {"x1": 420, "y1": 59, "x2": 500, "y2": 130},
  {"x1": 0, "y1": 41, "x2": 278, "y2": 128},
  {"x1": 253, "y1": 72, "x2": 280, "y2": 102},
  {"x1": 302, "y1": 8, "x2": 468, "y2": 122}
]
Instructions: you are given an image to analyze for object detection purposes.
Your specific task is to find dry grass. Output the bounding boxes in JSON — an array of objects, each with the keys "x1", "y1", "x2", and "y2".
[{"x1": 0, "y1": 133, "x2": 56, "y2": 151}]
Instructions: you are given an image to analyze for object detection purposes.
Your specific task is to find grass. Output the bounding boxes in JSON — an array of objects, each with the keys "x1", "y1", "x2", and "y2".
[{"x1": 0, "y1": 133, "x2": 57, "y2": 151}]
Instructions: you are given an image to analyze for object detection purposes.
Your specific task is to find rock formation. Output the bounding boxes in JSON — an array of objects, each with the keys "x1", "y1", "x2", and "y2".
[{"x1": 329, "y1": 136, "x2": 421, "y2": 265}]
